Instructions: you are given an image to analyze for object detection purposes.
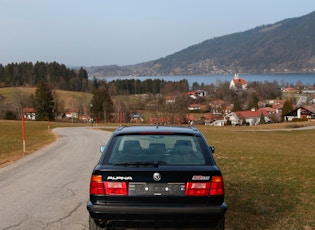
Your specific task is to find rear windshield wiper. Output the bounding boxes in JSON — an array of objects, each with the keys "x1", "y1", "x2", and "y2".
[{"x1": 114, "y1": 161, "x2": 159, "y2": 167}]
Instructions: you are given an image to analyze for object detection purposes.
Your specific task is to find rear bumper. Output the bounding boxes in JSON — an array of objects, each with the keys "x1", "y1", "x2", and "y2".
[{"x1": 87, "y1": 202, "x2": 227, "y2": 228}]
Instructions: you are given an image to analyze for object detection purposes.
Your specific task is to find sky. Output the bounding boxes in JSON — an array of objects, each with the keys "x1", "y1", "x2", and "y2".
[{"x1": 1, "y1": 0, "x2": 314, "y2": 67}]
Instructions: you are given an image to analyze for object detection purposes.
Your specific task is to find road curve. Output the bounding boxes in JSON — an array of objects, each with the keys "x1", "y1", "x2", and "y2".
[{"x1": 0, "y1": 127, "x2": 111, "y2": 230}]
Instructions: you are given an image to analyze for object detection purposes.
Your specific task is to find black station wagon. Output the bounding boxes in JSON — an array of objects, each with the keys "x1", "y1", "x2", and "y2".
[{"x1": 87, "y1": 125, "x2": 227, "y2": 229}]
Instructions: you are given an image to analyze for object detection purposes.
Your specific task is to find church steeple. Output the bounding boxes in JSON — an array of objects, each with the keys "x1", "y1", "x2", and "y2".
[{"x1": 229, "y1": 73, "x2": 247, "y2": 91}]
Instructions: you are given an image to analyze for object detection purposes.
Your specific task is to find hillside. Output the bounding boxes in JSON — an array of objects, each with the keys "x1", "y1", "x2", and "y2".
[
  {"x1": 87, "y1": 11, "x2": 315, "y2": 77},
  {"x1": 0, "y1": 87, "x2": 92, "y2": 117}
]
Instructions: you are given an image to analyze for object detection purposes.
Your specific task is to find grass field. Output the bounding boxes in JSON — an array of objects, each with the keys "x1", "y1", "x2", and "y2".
[
  {"x1": 197, "y1": 125, "x2": 315, "y2": 230},
  {"x1": 0, "y1": 87, "x2": 92, "y2": 112},
  {"x1": 0, "y1": 120, "x2": 314, "y2": 229},
  {"x1": 0, "y1": 120, "x2": 90, "y2": 166}
]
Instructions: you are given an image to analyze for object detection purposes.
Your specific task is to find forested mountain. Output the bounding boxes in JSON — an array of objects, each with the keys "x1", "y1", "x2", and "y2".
[
  {"x1": 88, "y1": 10, "x2": 315, "y2": 77},
  {"x1": 0, "y1": 61, "x2": 89, "y2": 91}
]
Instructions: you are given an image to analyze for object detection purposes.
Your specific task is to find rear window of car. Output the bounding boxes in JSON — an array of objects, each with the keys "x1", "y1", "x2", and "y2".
[{"x1": 105, "y1": 134, "x2": 207, "y2": 165}]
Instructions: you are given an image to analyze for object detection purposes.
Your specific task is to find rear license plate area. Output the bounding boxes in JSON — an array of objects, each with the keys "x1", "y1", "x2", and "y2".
[{"x1": 129, "y1": 182, "x2": 185, "y2": 196}]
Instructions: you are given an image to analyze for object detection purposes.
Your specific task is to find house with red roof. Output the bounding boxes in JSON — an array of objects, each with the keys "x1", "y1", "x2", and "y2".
[
  {"x1": 186, "y1": 114, "x2": 196, "y2": 124},
  {"x1": 186, "y1": 91, "x2": 197, "y2": 99},
  {"x1": 281, "y1": 87, "x2": 295, "y2": 92},
  {"x1": 258, "y1": 107, "x2": 277, "y2": 114},
  {"x1": 65, "y1": 111, "x2": 78, "y2": 119},
  {"x1": 188, "y1": 103, "x2": 201, "y2": 111},
  {"x1": 186, "y1": 90, "x2": 207, "y2": 99},
  {"x1": 283, "y1": 105, "x2": 315, "y2": 121},
  {"x1": 165, "y1": 95, "x2": 177, "y2": 104},
  {"x1": 204, "y1": 113, "x2": 225, "y2": 126},
  {"x1": 23, "y1": 107, "x2": 36, "y2": 120}
]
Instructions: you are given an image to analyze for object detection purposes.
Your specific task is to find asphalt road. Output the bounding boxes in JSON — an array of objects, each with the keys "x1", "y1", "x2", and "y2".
[{"x1": 0, "y1": 127, "x2": 111, "y2": 230}]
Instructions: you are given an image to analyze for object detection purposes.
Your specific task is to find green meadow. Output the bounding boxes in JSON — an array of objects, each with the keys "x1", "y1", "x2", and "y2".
[{"x1": 0, "y1": 120, "x2": 314, "y2": 229}]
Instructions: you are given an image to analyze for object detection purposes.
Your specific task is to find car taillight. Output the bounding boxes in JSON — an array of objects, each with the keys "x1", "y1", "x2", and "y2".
[
  {"x1": 185, "y1": 176, "x2": 224, "y2": 196},
  {"x1": 104, "y1": 182, "x2": 128, "y2": 196},
  {"x1": 90, "y1": 175, "x2": 105, "y2": 195},
  {"x1": 90, "y1": 175, "x2": 128, "y2": 196},
  {"x1": 185, "y1": 182, "x2": 211, "y2": 196},
  {"x1": 209, "y1": 176, "x2": 224, "y2": 195}
]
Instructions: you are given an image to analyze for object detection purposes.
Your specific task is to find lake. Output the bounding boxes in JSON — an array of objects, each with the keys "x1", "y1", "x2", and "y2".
[{"x1": 95, "y1": 73, "x2": 315, "y2": 88}]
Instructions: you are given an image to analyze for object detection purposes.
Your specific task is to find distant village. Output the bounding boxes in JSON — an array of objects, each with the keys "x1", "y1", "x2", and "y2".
[
  {"x1": 22, "y1": 74, "x2": 315, "y2": 126},
  {"x1": 172, "y1": 74, "x2": 314, "y2": 126}
]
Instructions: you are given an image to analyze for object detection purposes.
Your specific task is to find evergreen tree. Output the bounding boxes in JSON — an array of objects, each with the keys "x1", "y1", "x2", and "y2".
[
  {"x1": 281, "y1": 99, "x2": 293, "y2": 121},
  {"x1": 249, "y1": 92, "x2": 259, "y2": 110},
  {"x1": 34, "y1": 81, "x2": 55, "y2": 121},
  {"x1": 34, "y1": 62, "x2": 47, "y2": 84},
  {"x1": 192, "y1": 82, "x2": 200, "y2": 91},
  {"x1": 79, "y1": 67, "x2": 89, "y2": 91},
  {"x1": 232, "y1": 95, "x2": 242, "y2": 111},
  {"x1": 259, "y1": 112, "x2": 265, "y2": 124},
  {"x1": 90, "y1": 88, "x2": 113, "y2": 122},
  {"x1": 0, "y1": 64, "x2": 4, "y2": 83}
]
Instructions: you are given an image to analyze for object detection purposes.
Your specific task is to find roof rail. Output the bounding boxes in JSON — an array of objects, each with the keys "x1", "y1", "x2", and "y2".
[{"x1": 117, "y1": 125, "x2": 127, "y2": 131}]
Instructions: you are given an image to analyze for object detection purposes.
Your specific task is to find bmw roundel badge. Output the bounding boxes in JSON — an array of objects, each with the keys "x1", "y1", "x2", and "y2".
[{"x1": 153, "y1": 172, "x2": 161, "y2": 181}]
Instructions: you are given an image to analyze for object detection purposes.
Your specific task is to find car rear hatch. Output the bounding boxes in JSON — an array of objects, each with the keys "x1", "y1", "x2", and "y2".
[{"x1": 90, "y1": 165, "x2": 224, "y2": 206}]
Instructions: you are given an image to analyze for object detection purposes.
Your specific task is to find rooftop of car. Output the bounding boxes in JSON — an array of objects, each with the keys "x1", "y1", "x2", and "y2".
[{"x1": 113, "y1": 125, "x2": 201, "y2": 135}]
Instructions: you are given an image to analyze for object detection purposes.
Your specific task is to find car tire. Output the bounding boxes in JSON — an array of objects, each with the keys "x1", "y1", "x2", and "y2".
[
  {"x1": 214, "y1": 217, "x2": 225, "y2": 230},
  {"x1": 89, "y1": 216, "x2": 105, "y2": 230}
]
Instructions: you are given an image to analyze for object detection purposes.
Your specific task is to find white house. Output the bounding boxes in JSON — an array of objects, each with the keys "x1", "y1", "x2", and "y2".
[
  {"x1": 225, "y1": 110, "x2": 271, "y2": 126},
  {"x1": 186, "y1": 90, "x2": 207, "y2": 99},
  {"x1": 23, "y1": 108, "x2": 36, "y2": 120},
  {"x1": 65, "y1": 111, "x2": 78, "y2": 119}
]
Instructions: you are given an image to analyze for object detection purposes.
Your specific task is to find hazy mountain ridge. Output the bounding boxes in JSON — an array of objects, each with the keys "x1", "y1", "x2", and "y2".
[{"x1": 87, "y1": 11, "x2": 315, "y2": 77}]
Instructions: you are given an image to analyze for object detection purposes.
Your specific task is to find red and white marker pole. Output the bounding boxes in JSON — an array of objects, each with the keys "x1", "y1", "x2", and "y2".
[{"x1": 21, "y1": 115, "x2": 26, "y2": 153}]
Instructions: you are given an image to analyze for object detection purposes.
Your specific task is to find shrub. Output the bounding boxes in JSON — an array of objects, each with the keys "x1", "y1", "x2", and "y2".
[
  {"x1": 292, "y1": 118, "x2": 308, "y2": 122},
  {"x1": 4, "y1": 110, "x2": 17, "y2": 120}
]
